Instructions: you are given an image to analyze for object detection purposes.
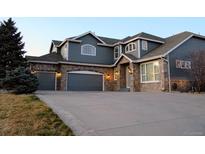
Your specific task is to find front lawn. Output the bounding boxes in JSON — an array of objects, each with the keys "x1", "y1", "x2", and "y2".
[{"x1": 0, "y1": 93, "x2": 73, "y2": 136}]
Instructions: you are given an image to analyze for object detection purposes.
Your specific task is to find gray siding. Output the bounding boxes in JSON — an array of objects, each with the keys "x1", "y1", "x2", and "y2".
[
  {"x1": 140, "y1": 40, "x2": 161, "y2": 57},
  {"x1": 122, "y1": 40, "x2": 139, "y2": 58},
  {"x1": 68, "y1": 34, "x2": 114, "y2": 64},
  {"x1": 122, "y1": 40, "x2": 161, "y2": 58},
  {"x1": 169, "y1": 37, "x2": 205, "y2": 80}
]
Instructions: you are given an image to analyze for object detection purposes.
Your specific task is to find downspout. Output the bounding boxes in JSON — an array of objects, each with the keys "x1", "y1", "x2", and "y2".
[{"x1": 161, "y1": 55, "x2": 171, "y2": 92}]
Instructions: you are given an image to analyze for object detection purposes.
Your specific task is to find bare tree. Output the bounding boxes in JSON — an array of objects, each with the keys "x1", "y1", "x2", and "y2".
[{"x1": 190, "y1": 50, "x2": 205, "y2": 93}]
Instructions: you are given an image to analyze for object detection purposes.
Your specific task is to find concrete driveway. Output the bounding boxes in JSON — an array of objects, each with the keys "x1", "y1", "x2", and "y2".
[{"x1": 36, "y1": 91, "x2": 205, "y2": 136}]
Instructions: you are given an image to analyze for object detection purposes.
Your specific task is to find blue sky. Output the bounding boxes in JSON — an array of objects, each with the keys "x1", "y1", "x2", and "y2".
[{"x1": 1, "y1": 17, "x2": 205, "y2": 56}]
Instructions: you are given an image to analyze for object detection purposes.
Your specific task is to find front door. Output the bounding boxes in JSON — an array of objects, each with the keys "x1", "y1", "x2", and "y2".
[{"x1": 126, "y1": 66, "x2": 131, "y2": 88}]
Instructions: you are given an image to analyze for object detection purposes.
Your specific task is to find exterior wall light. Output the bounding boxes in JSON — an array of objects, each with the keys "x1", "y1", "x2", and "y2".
[
  {"x1": 31, "y1": 70, "x2": 36, "y2": 74},
  {"x1": 105, "y1": 74, "x2": 111, "y2": 80},
  {"x1": 56, "y1": 71, "x2": 62, "y2": 78},
  {"x1": 128, "y1": 67, "x2": 133, "y2": 74}
]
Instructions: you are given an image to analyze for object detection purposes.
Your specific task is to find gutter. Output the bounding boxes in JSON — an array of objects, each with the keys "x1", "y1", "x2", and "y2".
[{"x1": 161, "y1": 56, "x2": 171, "y2": 92}]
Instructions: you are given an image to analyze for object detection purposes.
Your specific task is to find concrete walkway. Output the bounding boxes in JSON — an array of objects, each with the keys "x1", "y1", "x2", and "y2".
[{"x1": 36, "y1": 91, "x2": 205, "y2": 136}]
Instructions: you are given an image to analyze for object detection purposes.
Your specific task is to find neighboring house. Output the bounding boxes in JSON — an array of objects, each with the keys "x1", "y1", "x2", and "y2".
[{"x1": 26, "y1": 31, "x2": 205, "y2": 92}]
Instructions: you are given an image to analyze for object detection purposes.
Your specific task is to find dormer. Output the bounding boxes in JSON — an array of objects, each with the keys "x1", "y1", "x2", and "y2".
[
  {"x1": 122, "y1": 32, "x2": 165, "y2": 58},
  {"x1": 49, "y1": 40, "x2": 62, "y2": 53},
  {"x1": 124, "y1": 41, "x2": 140, "y2": 58}
]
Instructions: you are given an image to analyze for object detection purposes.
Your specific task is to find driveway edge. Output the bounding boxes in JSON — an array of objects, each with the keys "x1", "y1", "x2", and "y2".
[{"x1": 37, "y1": 95, "x2": 97, "y2": 136}]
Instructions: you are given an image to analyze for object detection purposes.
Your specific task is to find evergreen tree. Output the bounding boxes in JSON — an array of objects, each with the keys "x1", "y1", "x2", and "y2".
[
  {"x1": 0, "y1": 18, "x2": 38, "y2": 93},
  {"x1": 0, "y1": 18, "x2": 27, "y2": 77}
]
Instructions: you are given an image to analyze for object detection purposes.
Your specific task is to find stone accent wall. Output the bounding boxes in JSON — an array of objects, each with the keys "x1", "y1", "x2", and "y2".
[
  {"x1": 138, "y1": 59, "x2": 169, "y2": 92},
  {"x1": 113, "y1": 57, "x2": 130, "y2": 91},
  {"x1": 60, "y1": 64, "x2": 114, "y2": 91},
  {"x1": 140, "y1": 82, "x2": 161, "y2": 92},
  {"x1": 30, "y1": 63, "x2": 115, "y2": 91},
  {"x1": 171, "y1": 79, "x2": 191, "y2": 92},
  {"x1": 30, "y1": 63, "x2": 58, "y2": 72},
  {"x1": 29, "y1": 57, "x2": 170, "y2": 92},
  {"x1": 113, "y1": 58, "x2": 169, "y2": 92},
  {"x1": 130, "y1": 63, "x2": 140, "y2": 92}
]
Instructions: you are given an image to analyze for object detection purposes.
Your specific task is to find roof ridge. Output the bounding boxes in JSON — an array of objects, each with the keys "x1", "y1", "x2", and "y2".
[
  {"x1": 165, "y1": 31, "x2": 193, "y2": 39},
  {"x1": 98, "y1": 35, "x2": 120, "y2": 40}
]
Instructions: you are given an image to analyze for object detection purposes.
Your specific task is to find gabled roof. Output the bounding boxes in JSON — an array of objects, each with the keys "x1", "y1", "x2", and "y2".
[
  {"x1": 52, "y1": 40, "x2": 62, "y2": 46},
  {"x1": 29, "y1": 31, "x2": 205, "y2": 66},
  {"x1": 122, "y1": 32, "x2": 165, "y2": 43},
  {"x1": 26, "y1": 53, "x2": 64, "y2": 62},
  {"x1": 72, "y1": 31, "x2": 106, "y2": 44},
  {"x1": 98, "y1": 36, "x2": 120, "y2": 44},
  {"x1": 123, "y1": 53, "x2": 138, "y2": 61},
  {"x1": 137, "y1": 31, "x2": 194, "y2": 62}
]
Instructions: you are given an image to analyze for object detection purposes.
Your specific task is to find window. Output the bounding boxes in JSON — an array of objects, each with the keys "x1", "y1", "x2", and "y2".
[
  {"x1": 176, "y1": 59, "x2": 191, "y2": 69},
  {"x1": 142, "y1": 40, "x2": 148, "y2": 51},
  {"x1": 114, "y1": 68, "x2": 119, "y2": 80},
  {"x1": 140, "y1": 61, "x2": 160, "y2": 83},
  {"x1": 81, "y1": 44, "x2": 96, "y2": 56},
  {"x1": 114, "y1": 46, "x2": 120, "y2": 59},
  {"x1": 125, "y1": 42, "x2": 136, "y2": 53}
]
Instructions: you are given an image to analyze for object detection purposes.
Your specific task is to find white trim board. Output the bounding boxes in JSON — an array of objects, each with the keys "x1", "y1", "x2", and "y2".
[
  {"x1": 69, "y1": 70, "x2": 103, "y2": 75},
  {"x1": 162, "y1": 34, "x2": 194, "y2": 57},
  {"x1": 29, "y1": 60, "x2": 58, "y2": 64},
  {"x1": 59, "y1": 61, "x2": 113, "y2": 67},
  {"x1": 28, "y1": 53, "x2": 133, "y2": 67},
  {"x1": 72, "y1": 31, "x2": 106, "y2": 44},
  {"x1": 58, "y1": 39, "x2": 81, "y2": 47},
  {"x1": 97, "y1": 43, "x2": 113, "y2": 47},
  {"x1": 137, "y1": 39, "x2": 141, "y2": 58},
  {"x1": 124, "y1": 36, "x2": 165, "y2": 44},
  {"x1": 113, "y1": 54, "x2": 133, "y2": 66}
]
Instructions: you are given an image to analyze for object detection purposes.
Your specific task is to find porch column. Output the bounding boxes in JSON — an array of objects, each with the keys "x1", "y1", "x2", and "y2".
[{"x1": 130, "y1": 63, "x2": 140, "y2": 92}]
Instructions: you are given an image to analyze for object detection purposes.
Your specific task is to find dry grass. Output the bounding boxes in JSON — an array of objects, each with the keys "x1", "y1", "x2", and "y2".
[{"x1": 0, "y1": 93, "x2": 73, "y2": 136}]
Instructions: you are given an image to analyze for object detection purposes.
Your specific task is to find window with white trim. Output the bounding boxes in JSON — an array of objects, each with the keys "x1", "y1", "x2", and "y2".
[
  {"x1": 125, "y1": 42, "x2": 136, "y2": 53},
  {"x1": 142, "y1": 40, "x2": 148, "y2": 51},
  {"x1": 114, "y1": 68, "x2": 119, "y2": 80},
  {"x1": 114, "y1": 46, "x2": 120, "y2": 59},
  {"x1": 176, "y1": 59, "x2": 191, "y2": 69},
  {"x1": 81, "y1": 44, "x2": 96, "y2": 56},
  {"x1": 140, "y1": 61, "x2": 160, "y2": 83}
]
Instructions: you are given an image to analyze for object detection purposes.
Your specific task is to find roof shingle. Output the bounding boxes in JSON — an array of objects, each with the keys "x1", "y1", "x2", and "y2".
[
  {"x1": 52, "y1": 40, "x2": 62, "y2": 46},
  {"x1": 140, "y1": 31, "x2": 193, "y2": 60}
]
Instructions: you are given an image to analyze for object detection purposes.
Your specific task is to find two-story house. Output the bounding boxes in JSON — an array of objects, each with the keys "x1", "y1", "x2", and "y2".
[{"x1": 26, "y1": 31, "x2": 205, "y2": 92}]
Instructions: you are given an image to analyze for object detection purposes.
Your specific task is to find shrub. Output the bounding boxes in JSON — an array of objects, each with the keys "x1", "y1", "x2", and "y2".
[
  {"x1": 171, "y1": 83, "x2": 178, "y2": 91},
  {"x1": 2, "y1": 67, "x2": 38, "y2": 94}
]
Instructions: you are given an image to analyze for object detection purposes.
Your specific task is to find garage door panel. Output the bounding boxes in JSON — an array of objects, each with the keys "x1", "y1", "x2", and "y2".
[
  {"x1": 37, "y1": 72, "x2": 56, "y2": 90},
  {"x1": 68, "y1": 73, "x2": 103, "y2": 91}
]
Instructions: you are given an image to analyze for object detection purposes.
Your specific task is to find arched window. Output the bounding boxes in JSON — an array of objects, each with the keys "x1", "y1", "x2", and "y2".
[
  {"x1": 81, "y1": 44, "x2": 96, "y2": 56},
  {"x1": 125, "y1": 42, "x2": 136, "y2": 53},
  {"x1": 114, "y1": 46, "x2": 120, "y2": 59}
]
